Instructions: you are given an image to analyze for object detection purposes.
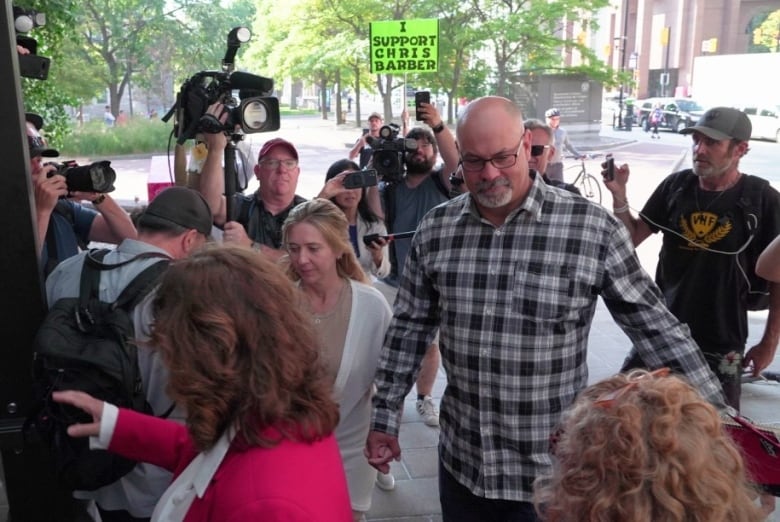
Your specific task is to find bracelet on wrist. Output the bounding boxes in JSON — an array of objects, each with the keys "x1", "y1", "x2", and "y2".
[
  {"x1": 613, "y1": 203, "x2": 630, "y2": 214},
  {"x1": 432, "y1": 122, "x2": 445, "y2": 134},
  {"x1": 93, "y1": 194, "x2": 107, "y2": 205}
]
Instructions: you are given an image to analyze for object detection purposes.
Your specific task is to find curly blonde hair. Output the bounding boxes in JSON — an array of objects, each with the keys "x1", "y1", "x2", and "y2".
[
  {"x1": 534, "y1": 370, "x2": 763, "y2": 522},
  {"x1": 148, "y1": 244, "x2": 339, "y2": 452},
  {"x1": 280, "y1": 198, "x2": 369, "y2": 284}
]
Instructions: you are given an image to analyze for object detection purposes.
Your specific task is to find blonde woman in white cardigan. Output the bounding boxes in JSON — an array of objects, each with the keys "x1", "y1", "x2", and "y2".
[
  {"x1": 318, "y1": 159, "x2": 391, "y2": 280},
  {"x1": 281, "y1": 199, "x2": 392, "y2": 521}
]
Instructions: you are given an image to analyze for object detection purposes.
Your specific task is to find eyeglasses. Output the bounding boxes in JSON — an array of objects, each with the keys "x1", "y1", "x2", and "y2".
[
  {"x1": 259, "y1": 159, "x2": 298, "y2": 171},
  {"x1": 460, "y1": 142, "x2": 523, "y2": 172},
  {"x1": 594, "y1": 367, "x2": 671, "y2": 409},
  {"x1": 530, "y1": 145, "x2": 550, "y2": 157}
]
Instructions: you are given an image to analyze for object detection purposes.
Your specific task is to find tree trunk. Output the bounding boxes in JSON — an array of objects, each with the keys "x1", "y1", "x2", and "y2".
[
  {"x1": 353, "y1": 66, "x2": 361, "y2": 127},
  {"x1": 335, "y1": 69, "x2": 344, "y2": 125},
  {"x1": 319, "y1": 76, "x2": 328, "y2": 120}
]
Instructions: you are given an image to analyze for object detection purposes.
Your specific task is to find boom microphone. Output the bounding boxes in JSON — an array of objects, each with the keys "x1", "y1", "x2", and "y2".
[{"x1": 228, "y1": 71, "x2": 274, "y2": 95}]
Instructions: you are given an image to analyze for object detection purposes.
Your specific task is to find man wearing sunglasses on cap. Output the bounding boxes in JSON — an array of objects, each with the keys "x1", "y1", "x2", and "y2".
[
  {"x1": 524, "y1": 119, "x2": 580, "y2": 196},
  {"x1": 25, "y1": 113, "x2": 137, "y2": 276}
]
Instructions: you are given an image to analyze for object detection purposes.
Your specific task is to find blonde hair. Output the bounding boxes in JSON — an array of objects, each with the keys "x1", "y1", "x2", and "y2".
[
  {"x1": 280, "y1": 198, "x2": 369, "y2": 284},
  {"x1": 534, "y1": 370, "x2": 763, "y2": 522}
]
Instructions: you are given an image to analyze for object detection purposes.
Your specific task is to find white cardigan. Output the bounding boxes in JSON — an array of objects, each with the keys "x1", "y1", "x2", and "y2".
[{"x1": 331, "y1": 280, "x2": 392, "y2": 511}]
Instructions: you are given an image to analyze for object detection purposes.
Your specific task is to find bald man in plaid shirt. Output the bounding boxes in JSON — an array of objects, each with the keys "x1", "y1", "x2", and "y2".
[{"x1": 365, "y1": 96, "x2": 726, "y2": 522}]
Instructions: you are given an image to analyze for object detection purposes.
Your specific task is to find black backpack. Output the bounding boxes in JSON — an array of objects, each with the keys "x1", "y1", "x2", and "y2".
[
  {"x1": 665, "y1": 170, "x2": 771, "y2": 310},
  {"x1": 30, "y1": 248, "x2": 171, "y2": 491}
]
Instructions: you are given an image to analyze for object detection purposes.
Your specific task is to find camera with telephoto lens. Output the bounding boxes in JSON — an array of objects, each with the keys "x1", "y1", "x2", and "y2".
[
  {"x1": 367, "y1": 124, "x2": 418, "y2": 184},
  {"x1": 163, "y1": 27, "x2": 280, "y2": 145},
  {"x1": 45, "y1": 160, "x2": 116, "y2": 194}
]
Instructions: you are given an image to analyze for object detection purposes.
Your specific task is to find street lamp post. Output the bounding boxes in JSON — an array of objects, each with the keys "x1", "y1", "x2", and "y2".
[{"x1": 616, "y1": 0, "x2": 629, "y2": 129}]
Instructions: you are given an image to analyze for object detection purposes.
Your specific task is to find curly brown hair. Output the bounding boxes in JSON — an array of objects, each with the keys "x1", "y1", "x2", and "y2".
[
  {"x1": 534, "y1": 370, "x2": 763, "y2": 522},
  {"x1": 280, "y1": 198, "x2": 370, "y2": 284},
  {"x1": 148, "y1": 244, "x2": 339, "y2": 451}
]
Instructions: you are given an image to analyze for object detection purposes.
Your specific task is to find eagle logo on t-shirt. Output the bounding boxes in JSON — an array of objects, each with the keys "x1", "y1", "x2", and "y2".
[{"x1": 679, "y1": 212, "x2": 732, "y2": 248}]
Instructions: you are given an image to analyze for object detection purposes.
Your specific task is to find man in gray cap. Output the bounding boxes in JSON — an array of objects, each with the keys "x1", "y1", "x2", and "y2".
[
  {"x1": 45, "y1": 186, "x2": 212, "y2": 521},
  {"x1": 603, "y1": 107, "x2": 780, "y2": 409}
]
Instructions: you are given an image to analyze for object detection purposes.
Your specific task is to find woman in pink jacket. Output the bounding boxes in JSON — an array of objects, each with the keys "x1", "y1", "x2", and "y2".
[{"x1": 54, "y1": 245, "x2": 352, "y2": 522}]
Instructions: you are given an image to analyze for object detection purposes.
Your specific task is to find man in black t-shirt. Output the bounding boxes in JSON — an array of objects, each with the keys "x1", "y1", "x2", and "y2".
[{"x1": 603, "y1": 107, "x2": 780, "y2": 409}]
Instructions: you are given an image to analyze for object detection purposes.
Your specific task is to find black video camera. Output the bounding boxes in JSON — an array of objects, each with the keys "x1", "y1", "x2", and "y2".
[
  {"x1": 46, "y1": 160, "x2": 116, "y2": 193},
  {"x1": 367, "y1": 124, "x2": 418, "y2": 184},
  {"x1": 163, "y1": 27, "x2": 280, "y2": 145}
]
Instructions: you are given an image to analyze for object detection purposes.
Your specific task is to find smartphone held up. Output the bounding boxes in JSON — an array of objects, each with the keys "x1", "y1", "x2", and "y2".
[
  {"x1": 415, "y1": 91, "x2": 430, "y2": 121},
  {"x1": 343, "y1": 169, "x2": 378, "y2": 189},
  {"x1": 602, "y1": 154, "x2": 615, "y2": 182}
]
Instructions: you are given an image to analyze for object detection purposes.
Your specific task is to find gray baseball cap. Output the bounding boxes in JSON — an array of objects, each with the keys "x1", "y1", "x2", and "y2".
[{"x1": 679, "y1": 107, "x2": 752, "y2": 141}]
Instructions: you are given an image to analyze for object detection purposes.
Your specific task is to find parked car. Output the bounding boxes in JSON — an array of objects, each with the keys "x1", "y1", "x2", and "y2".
[
  {"x1": 740, "y1": 105, "x2": 780, "y2": 143},
  {"x1": 635, "y1": 97, "x2": 707, "y2": 133}
]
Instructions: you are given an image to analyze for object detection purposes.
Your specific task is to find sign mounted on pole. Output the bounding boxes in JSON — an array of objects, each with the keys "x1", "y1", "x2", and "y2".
[{"x1": 369, "y1": 19, "x2": 439, "y2": 74}]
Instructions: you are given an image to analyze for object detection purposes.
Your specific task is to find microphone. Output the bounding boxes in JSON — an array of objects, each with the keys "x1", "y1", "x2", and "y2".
[{"x1": 228, "y1": 71, "x2": 274, "y2": 95}]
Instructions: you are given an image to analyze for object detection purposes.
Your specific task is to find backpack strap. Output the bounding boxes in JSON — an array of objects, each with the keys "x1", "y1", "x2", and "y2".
[
  {"x1": 664, "y1": 169, "x2": 697, "y2": 215},
  {"x1": 430, "y1": 166, "x2": 451, "y2": 199},
  {"x1": 113, "y1": 259, "x2": 170, "y2": 312},
  {"x1": 78, "y1": 249, "x2": 172, "y2": 311},
  {"x1": 78, "y1": 249, "x2": 111, "y2": 309}
]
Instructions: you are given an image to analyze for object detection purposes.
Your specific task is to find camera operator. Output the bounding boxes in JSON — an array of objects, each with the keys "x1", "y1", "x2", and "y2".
[
  {"x1": 368, "y1": 102, "x2": 459, "y2": 429},
  {"x1": 26, "y1": 114, "x2": 137, "y2": 276},
  {"x1": 198, "y1": 102, "x2": 305, "y2": 261}
]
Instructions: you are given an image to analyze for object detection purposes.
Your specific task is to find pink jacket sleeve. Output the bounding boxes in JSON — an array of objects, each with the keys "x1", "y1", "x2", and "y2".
[{"x1": 108, "y1": 408, "x2": 197, "y2": 477}]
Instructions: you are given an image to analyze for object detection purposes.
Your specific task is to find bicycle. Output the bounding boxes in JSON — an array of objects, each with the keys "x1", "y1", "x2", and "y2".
[{"x1": 566, "y1": 154, "x2": 602, "y2": 205}]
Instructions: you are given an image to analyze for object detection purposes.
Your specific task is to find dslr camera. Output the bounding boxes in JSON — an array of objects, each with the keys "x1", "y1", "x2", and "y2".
[
  {"x1": 367, "y1": 124, "x2": 418, "y2": 184},
  {"x1": 46, "y1": 160, "x2": 116, "y2": 194},
  {"x1": 163, "y1": 27, "x2": 280, "y2": 145}
]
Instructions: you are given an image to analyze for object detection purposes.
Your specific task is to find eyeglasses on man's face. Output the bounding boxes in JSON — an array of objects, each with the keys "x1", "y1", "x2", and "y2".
[
  {"x1": 460, "y1": 141, "x2": 523, "y2": 172},
  {"x1": 259, "y1": 159, "x2": 298, "y2": 171}
]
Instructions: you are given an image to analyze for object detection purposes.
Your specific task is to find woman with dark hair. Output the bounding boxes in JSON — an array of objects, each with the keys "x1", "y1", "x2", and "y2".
[
  {"x1": 282, "y1": 199, "x2": 392, "y2": 521},
  {"x1": 317, "y1": 158, "x2": 390, "y2": 280},
  {"x1": 54, "y1": 245, "x2": 351, "y2": 521},
  {"x1": 534, "y1": 369, "x2": 765, "y2": 522}
]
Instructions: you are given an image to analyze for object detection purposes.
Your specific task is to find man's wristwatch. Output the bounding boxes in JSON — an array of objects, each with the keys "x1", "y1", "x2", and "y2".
[
  {"x1": 93, "y1": 194, "x2": 107, "y2": 205},
  {"x1": 431, "y1": 122, "x2": 445, "y2": 134}
]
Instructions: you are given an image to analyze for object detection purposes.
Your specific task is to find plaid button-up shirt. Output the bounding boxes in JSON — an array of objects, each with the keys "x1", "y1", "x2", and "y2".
[{"x1": 371, "y1": 174, "x2": 725, "y2": 502}]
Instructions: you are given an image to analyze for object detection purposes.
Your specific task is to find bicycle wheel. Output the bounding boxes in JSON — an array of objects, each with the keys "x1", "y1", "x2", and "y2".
[{"x1": 578, "y1": 173, "x2": 602, "y2": 205}]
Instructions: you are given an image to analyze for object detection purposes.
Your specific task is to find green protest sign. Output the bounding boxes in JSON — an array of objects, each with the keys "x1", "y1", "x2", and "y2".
[{"x1": 370, "y1": 19, "x2": 439, "y2": 74}]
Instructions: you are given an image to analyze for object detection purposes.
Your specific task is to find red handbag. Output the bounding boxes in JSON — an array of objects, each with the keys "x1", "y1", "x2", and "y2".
[{"x1": 724, "y1": 414, "x2": 780, "y2": 495}]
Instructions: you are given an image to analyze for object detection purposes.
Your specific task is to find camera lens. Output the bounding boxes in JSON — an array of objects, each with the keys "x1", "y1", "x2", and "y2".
[{"x1": 242, "y1": 101, "x2": 269, "y2": 131}]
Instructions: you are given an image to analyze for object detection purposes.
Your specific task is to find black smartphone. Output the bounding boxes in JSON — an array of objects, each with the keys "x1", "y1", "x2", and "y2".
[
  {"x1": 602, "y1": 154, "x2": 615, "y2": 182},
  {"x1": 415, "y1": 91, "x2": 430, "y2": 121},
  {"x1": 362, "y1": 231, "x2": 416, "y2": 246},
  {"x1": 343, "y1": 169, "x2": 378, "y2": 189}
]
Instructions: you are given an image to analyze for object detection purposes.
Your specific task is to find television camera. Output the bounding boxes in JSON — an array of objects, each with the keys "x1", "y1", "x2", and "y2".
[
  {"x1": 162, "y1": 27, "x2": 280, "y2": 220},
  {"x1": 367, "y1": 123, "x2": 418, "y2": 184},
  {"x1": 163, "y1": 27, "x2": 280, "y2": 146}
]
